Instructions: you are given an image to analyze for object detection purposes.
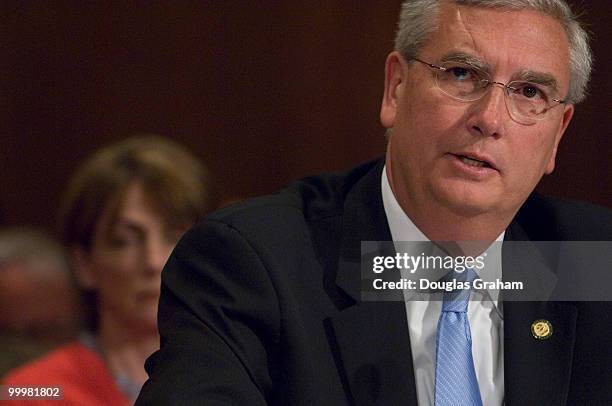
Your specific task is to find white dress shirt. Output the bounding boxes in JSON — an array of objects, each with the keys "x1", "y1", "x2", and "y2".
[{"x1": 381, "y1": 166, "x2": 504, "y2": 406}]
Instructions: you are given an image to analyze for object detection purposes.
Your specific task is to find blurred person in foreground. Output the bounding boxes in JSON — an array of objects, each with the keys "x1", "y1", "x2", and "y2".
[
  {"x1": 138, "y1": 1, "x2": 611, "y2": 405},
  {"x1": 3, "y1": 136, "x2": 210, "y2": 405},
  {"x1": 0, "y1": 227, "x2": 80, "y2": 376}
]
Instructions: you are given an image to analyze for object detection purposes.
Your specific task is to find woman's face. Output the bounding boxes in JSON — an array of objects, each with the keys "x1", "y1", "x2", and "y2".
[{"x1": 77, "y1": 182, "x2": 186, "y2": 334}]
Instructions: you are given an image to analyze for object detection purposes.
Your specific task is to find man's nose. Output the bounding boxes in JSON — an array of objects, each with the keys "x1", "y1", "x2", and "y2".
[{"x1": 465, "y1": 83, "x2": 509, "y2": 139}]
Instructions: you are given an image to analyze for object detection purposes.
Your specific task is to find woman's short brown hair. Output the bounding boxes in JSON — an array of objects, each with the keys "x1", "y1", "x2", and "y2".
[{"x1": 59, "y1": 135, "x2": 211, "y2": 251}]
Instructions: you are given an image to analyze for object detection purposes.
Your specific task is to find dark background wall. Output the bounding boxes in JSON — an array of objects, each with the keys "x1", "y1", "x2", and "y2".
[{"x1": 1, "y1": 1, "x2": 610, "y2": 234}]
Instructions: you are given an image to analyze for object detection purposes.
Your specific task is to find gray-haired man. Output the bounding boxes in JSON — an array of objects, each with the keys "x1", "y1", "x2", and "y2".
[{"x1": 138, "y1": 1, "x2": 611, "y2": 404}]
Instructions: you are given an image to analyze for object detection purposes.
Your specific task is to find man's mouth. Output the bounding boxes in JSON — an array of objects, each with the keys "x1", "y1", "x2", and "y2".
[
  {"x1": 449, "y1": 151, "x2": 498, "y2": 171},
  {"x1": 457, "y1": 155, "x2": 491, "y2": 168}
]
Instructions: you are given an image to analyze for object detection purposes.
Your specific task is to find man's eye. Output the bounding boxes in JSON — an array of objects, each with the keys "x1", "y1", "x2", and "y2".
[
  {"x1": 449, "y1": 67, "x2": 472, "y2": 81},
  {"x1": 521, "y1": 85, "x2": 539, "y2": 98},
  {"x1": 512, "y1": 83, "x2": 549, "y2": 100}
]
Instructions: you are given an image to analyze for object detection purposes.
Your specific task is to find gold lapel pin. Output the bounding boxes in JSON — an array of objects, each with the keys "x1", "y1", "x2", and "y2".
[{"x1": 531, "y1": 319, "x2": 553, "y2": 340}]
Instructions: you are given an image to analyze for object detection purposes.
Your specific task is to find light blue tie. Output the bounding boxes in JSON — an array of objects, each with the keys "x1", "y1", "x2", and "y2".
[{"x1": 434, "y1": 269, "x2": 483, "y2": 406}]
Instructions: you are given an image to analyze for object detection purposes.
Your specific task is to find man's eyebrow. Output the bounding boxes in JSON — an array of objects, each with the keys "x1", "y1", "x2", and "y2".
[
  {"x1": 439, "y1": 51, "x2": 489, "y2": 71},
  {"x1": 437, "y1": 52, "x2": 561, "y2": 89},
  {"x1": 515, "y1": 70, "x2": 559, "y2": 92}
]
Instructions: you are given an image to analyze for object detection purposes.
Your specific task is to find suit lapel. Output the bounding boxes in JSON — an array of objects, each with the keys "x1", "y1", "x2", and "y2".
[
  {"x1": 330, "y1": 301, "x2": 418, "y2": 405},
  {"x1": 330, "y1": 160, "x2": 419, "y2": 405},
  {"x1": 503, "y1": 301, "x2": 577, "y2": 405},
  {"x1": 503, "y1": 220, "x2": 578, "y2": 405}
]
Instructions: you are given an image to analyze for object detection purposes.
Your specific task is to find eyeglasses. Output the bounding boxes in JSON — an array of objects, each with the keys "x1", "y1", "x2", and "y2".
[{"x1": 412, "y1": 58, "x2": 567, "y2": 125}]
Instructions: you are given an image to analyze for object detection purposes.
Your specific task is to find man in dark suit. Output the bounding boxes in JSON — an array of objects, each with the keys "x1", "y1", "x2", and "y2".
[{"x1": 138, "y1": 1, "x2": 611, "y2": 404}]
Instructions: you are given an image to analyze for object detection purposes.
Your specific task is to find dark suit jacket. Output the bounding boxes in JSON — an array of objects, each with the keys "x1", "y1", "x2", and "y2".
[{"x1": 137, "y1": 159, "x2": 612, "y2": 405}]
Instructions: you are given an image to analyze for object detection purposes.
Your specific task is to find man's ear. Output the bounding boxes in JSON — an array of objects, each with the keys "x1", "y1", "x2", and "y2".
[
  {"x1": 380, "y1": 51, "x2": 406, "y2": 128},
  {"x1": 71, "y1": 246, "x2": 98, "y2": 289},
  {"x1": 544, "y1": 103, "x2": 574, "y2": 174}
]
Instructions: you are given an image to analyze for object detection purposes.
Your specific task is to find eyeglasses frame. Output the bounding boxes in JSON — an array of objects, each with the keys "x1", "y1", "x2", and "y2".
[{"x1": 411, "y1": 57, "x2": 567, "y2": 122}]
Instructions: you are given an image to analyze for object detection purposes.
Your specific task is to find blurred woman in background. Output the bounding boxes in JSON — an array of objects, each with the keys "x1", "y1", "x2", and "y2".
[{"x1": 3, "y1": 136, "x2": 210, "y2": 405}]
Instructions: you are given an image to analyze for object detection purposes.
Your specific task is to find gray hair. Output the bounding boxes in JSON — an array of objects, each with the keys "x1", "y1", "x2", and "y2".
[
  {"x1": 394, "y1": 0, "x2": 592, "y2": 104},
  {"x1": 0, "y1": 227, "x2": 69, "y2": 273}
]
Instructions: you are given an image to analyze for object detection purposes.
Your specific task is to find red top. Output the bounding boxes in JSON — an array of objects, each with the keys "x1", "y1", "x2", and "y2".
[{"x1": 2, "y1": 342, "x2": 130, "y2": 406}]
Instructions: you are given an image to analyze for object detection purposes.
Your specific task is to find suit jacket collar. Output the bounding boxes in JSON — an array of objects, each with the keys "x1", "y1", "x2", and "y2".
[{"x1": 336, "y1": 159, "x2": 392, "y2": 301}]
